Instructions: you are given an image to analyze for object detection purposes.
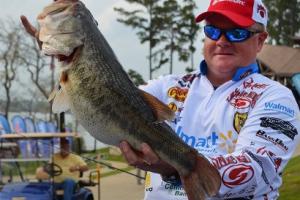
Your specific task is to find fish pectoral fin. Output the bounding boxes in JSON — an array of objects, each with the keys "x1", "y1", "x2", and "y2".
[
  {"x1": 139, "y1": 89, "x2": 175, "y2": 122},
  {"x1": 51, "y1": 88, "x2": 71, "y2": 114}
]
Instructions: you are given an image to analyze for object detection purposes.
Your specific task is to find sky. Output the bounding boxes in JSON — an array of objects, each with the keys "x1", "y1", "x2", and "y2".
[{"x1": 0, "y1": 0, "x2": 209, "y2": 81}]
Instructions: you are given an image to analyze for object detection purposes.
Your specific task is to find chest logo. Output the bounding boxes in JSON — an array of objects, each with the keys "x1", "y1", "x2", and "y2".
[
  {"x1": 227, "y1": 88, "x2": 263, "y2": 109},
  {"x1": 233, "y1": 112, "x2": 248, "y2": 133}
]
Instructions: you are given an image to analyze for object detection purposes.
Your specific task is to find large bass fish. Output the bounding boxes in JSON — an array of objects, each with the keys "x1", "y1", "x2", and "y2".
[{"x1": 31, "y1": 0, "x2": 221, "y2": 199}]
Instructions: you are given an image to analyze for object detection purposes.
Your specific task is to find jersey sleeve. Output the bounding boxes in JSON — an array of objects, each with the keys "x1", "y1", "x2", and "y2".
[
  {"x1": 139, "y1": 76, "x2": 168, "y2": 101},
  {"x1": 207, "y1": 85, "x2": 300, "y2": 199}
]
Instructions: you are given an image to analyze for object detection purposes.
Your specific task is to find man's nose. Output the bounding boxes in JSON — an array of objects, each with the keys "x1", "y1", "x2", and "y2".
[{"x1": 216, "y1": 34, "x2": 231, "y2": 47}]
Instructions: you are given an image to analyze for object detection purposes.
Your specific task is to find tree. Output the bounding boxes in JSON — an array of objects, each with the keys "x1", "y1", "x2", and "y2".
[
  {"x1": 115, "y1": 0, "x2": 200, "y2": 78},
  {"x1": 127, "y1": 69, "x2": 146, "y2": 86},
  {"x1": 114, "y1": 0, "x2": 164, "y2": 79},
  {"x1": 155, "y1": 0, "x2": 183, "y2": 75},
  {"x1": 19, "y1": 30, "x2": 57, "y2": 121},
  {"x1": 0, "y1": 19, "x2": 22, "y2": 118},
  {"x1": 179, "y1": 0, "x2": 200, "y2": 72},
  {"x1": 264, "y1": 0, "x2": 300, "y2": 46}
]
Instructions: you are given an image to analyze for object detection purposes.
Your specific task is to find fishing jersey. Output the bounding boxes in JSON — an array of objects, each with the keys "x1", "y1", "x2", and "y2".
[{"x1": 141, "y1": 60, "x2": 300, "y2": 200}]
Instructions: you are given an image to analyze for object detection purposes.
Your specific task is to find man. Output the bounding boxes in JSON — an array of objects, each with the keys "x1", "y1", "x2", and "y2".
[
  {"x1": 119, "y1": 0, "x2": 300, "y2": 199},
  {"x1": 36, "y1": 138, "x2": 88, "y2": 200},
  {"x1": 21, "y1": 0, "x2": 300, "y2": 199}
]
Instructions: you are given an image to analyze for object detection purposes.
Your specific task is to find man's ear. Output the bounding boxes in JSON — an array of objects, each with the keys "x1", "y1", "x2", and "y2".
[{"x1": 257, "y1": 32, "x2": 268, "y2": 52}]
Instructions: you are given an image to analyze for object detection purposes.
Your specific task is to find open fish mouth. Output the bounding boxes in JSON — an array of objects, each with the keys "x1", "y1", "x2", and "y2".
[
  {"x1": 55, "y1": 46, "x2": 80, "y2": 63},
  {"x1": 37, "y1": 0, "x2": 84, "y2": 63}
]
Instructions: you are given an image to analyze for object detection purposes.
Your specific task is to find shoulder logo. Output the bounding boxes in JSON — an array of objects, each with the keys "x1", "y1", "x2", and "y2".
[{"x1": 168, "y1": 87, "x2": 188, "y2": 102}]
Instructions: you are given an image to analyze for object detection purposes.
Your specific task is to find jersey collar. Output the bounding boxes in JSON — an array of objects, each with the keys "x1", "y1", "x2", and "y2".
[{"x1": 199, "y1": 60, "x2": 260, "y2": 82}]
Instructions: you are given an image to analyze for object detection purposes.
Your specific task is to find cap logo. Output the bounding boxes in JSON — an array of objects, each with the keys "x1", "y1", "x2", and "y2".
[
  {"x1": 212, "y1": 0, "x2": 245, "y2": 6},
  {"x1": 257, "y1": 4, "x2": 266, "y2": 18}
]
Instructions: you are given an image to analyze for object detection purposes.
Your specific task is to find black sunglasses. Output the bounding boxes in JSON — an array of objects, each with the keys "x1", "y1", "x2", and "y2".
[{"x1": 204, "y1": 25, "x2": 261, "y2": 43}]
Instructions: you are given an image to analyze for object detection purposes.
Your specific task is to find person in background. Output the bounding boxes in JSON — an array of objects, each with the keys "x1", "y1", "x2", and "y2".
[
  {"x1": 119, "y1": 0, "x2": 300, "y2": 199},
  {"x1": 36, "y1": 138, "x2": 88, "y2": 200}
]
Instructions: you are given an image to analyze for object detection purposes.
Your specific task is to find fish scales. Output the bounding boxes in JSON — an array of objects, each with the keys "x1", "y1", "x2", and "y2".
[
  {"x1": 70, "y1": 51, "x2": 195, "y2": 172},
  {"x1": 34, "y1": 1, "x2": 221, "y2": 199}
]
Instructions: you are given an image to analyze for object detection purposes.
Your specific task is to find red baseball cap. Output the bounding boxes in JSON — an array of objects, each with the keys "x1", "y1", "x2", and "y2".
[{"x1": 195, "y1": 0, "x2": 268, "y2": 28}]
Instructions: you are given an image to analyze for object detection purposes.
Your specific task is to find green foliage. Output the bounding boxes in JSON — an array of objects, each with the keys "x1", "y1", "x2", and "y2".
[
  {"x1": 114, "y1": 0, "x2": 163, "y2": 79},
  {"x1": 115, "y1": 0, "x2": 200, "y2": 78},
  {"x1": 127, "y1": 69, "x2": 146, "y2": 86},
  {"x1": 264, "y1": 0, "x2": 300, "y2": 46},
  {"x1": 279, "y1": 155, "x2": 300, "y2": 199}
]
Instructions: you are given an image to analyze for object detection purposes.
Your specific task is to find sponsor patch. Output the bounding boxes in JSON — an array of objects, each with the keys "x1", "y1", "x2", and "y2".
[
  {"x1": 144, "y1": 172, "x2": 153, "y2": 192},
  {"x1": 240, "y1": 69, "x2": 252, "y2": 80},
  {"x1": 211, "y1": 153, "x2": 251, "y2": 170},
  {"x1": 176, "y1": 126, "x2": 219, "y2": 150},
  {"x1": 256, "y1": 130, "x2": 288, "y2": 152},
  {"x1": 219, "y1": 131, "x2": 238, "y2": 153},
  {"x1": 243, "y1": 78, "x2": 268, "y2": 90},
  {"x1": 168, "y1": 102, "x2": 178, "y2": 112},
  {"x1": 176, "y1": 126, "x2": 237, "y2": 154},
  {"x1": 257, "y1": 4, "x2": 267, "y2": 18},
  {"x1": 233, "y1": 112, "x2": 248, "y2": 133},
  {"x1": 264, "y1": 102, "x2": 295, "y2": 117},
  {"x1": 222, "y1": 164, "x2": 254, "y2": 188},
  {"x1": 168, "y1": 87, "x2": 188, "y2": 102},
  {"x1": 178, "y1": 73, "x2": 199, "y2": 88},
  {"x1": 227, "y1": 88, "x2": 263, "y2": 109},
  {"x1": 260, "y1": 117, "x2": 298, "y2": 140}
]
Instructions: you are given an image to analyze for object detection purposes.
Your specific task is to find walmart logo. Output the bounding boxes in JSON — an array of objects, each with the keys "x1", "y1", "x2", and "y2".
[
  {"x1": 176, "y1": 126, "x2": 237, "y2": 154},
  {"x1": 264, "y1": 102, "x2": 295, "y2": 117},
  {"x1": 219, "y1": 131, "x2": 238, "y2": 153}
]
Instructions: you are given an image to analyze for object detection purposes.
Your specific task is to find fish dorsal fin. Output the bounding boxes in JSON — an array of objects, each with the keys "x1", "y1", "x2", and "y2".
[
  {"x1": 49, "y1": 87, "x2": 71, "y2": 114},
  {"x1": 139, "y1": 89, "x2": 175, "y2": 122}
]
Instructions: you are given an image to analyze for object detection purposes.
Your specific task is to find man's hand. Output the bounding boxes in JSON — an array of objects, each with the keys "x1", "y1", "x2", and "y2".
[
  {"x1": 69, "y1": 165, "x2": 80, "y2": 172},
  {"x1": 119, "y1": 141, "x2": 178, "y2": 177},
  {"x1": 69, "y1": 165, "x2": 89, "y2": 173}
]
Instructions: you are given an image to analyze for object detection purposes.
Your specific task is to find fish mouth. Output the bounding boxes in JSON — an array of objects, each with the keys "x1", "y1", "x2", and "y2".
[{"x1": 56, "y1": 47, "x2": 80, "y2": 64}]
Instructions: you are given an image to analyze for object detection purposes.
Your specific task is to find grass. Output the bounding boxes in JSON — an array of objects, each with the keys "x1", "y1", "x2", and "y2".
[{"x1": 279, "y1": 155, "x2": 300, "y2": 199}]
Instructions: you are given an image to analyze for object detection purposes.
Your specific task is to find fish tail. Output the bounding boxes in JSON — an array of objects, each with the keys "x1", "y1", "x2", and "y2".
[{"x1": 179, "y1": 151, "x2": 221, "y2": 200}]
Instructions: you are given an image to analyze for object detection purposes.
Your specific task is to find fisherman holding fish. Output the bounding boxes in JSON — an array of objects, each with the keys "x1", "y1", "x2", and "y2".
[
  {"x1": 119, "y1": 0, "x2": 300, "y2": 199},
  {"x1": 21, "y1": 0, "x2": 300, "y2": 199}
]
